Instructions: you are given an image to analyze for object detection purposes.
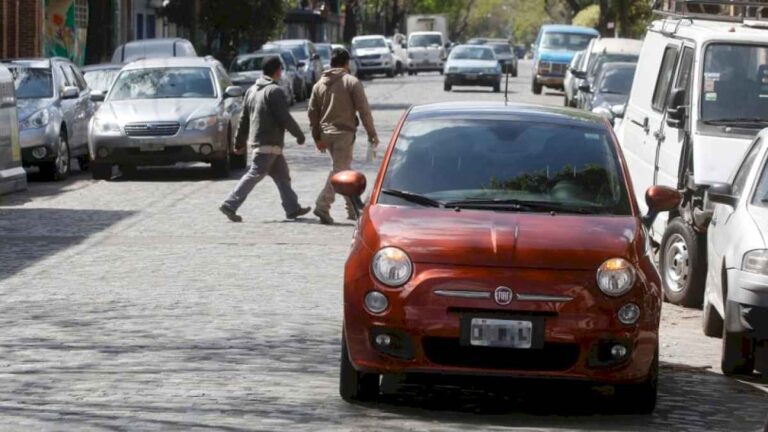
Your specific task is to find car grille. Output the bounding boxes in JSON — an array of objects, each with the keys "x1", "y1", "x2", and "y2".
[
  {"x1": 457, "y1": 68, "x2": 488, "y2": 74},
  {"x1": 124, "y1": 122, "x2": 180, "y2": 137},
  {"x1": 358, "y1": 54, "x2": 379, "y2": 61},
  {"x1": 552, "y1": 62, "x2": 568, "y2": 74},
  {"x1": 422, "y1": 337, "x2": 579, "y2": 371}
]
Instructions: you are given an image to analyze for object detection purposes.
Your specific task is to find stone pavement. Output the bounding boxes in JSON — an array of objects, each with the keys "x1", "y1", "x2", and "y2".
[{"x1": 0, "y1": 62, "x2": 765, "y2": 431}]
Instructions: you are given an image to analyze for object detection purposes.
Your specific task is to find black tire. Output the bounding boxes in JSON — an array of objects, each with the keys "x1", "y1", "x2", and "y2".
[
  {"x1": 660, "y1": 218, "x2": 707, "y2": 307},
  {"x1": 211, "y1": 153, "x2": 231, "y2": 178},
  {"x1": 493, "y1": 83, "x2": 501, "y2": 93},
  {"x1": 91, "y1": 163, "x2": 112, "y2": 180},
  {"x1": 443, "y1": 81, "x2": 452, "y2": 91},
  {"x1": 613, "y1": 345, "x2": 658, "y2": 414},
  {"x1": 722, "y1": 325, "x2": 755, "y2": 375},
  {"x1": 413, "y1": 71, "x2": 418, "y2": 76},
  {"x1": 77, "y1": 155, "x2": 90, "y2": 171},
  {"x1": 702, "y1": 293, "x2": 724, "y2": 338},
  {"x1": 339, "y1": 331, "x2": 379, "y2": 402},
  {"x1": 408, "y1": 71, "x2": 413, "y2": 76},
  {"x1": 118, "y1": 164, "x2": 137, "y2": 176},
  {"x1": 386, "y1": 68, "x2": 394, "y2": 78},
  {"x1": 40, "y1": 131, "x2": 71, "y2": 181},
  {"x1": 438, "y1": 69, "x2": 443, "y2": 75},
  {"x1": 564, "y1": 96, "x2": 570, "y2": 107},
  {"x1": 532, "y1": 80, "x2": 543, "y2": 95},
  {"x1": 511, "y1": 65, "x2": 518, "y2": 77}
]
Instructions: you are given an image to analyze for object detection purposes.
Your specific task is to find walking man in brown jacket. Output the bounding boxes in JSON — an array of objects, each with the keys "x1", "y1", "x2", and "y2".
[{"x1": 308, "y1": 48, "x2": 379, "y2": 224}]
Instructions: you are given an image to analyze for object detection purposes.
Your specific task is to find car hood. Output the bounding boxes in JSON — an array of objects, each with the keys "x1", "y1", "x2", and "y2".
[
  {"x1": 101, "y1": 99, "x2": 218, "y2": 124},
  {"x1": 17, "y1": 98, "x2": 54, "y2": 121},
  {"x1": 538, "y1": 49, "x2": 576, "y2": 64},
  {"x1": 447, "y1": 59, "x2": 498, "y2": 69},
  {"x1": 354, "y1": 47, "x2": 388, "y2": 57},
  {"x1": 363, "y1": 205, "x2": 640, "y2": 270}
]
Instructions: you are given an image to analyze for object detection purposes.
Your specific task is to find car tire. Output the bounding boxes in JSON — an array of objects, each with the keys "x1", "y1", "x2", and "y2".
[
  {"x1": 660, "y1": 218, "x2": 707, "y2": 307},
  {"x1": 702, "y1": 289, "x2": 724, "y2": 338},
  {"x1": 511, "y1": 65, "x2": 518, "y2": 77},
  {"x1": 493, "y1": 83, "x2": 501, "y2": 93},
  {"x1": 77, "y1": 155, "x2": 90, "y2": 171},
  {"x1": 40, "y1": 131, "x2": 71, "y2": 181},
  {"x1": 119, "y1": 164, "x2": 137, "y2": 176},
  {"x1": 91, "y1": 162, "x2": 112, "y2": 180},
  {"x1": 564, "y1": 96, "x2": 570, "y2": 107},
  {"x1": 722, "y1": 321, "x2": 755, "y2": 375},
  {"x1": 444, "y1": 82, "x2": 452, "y2": 92},
  {"x1": 613, "y1": 344, "x2": 658, "y2": 414},
  {"x1": 339, "y1": 331, "x2": 379, "y2": 403},
  {"x1": 438, "y1": 69, "x2": 443, "y2": 75},
  {"x1": 532, "y1": 80, "x2": 543, "y2": 95},
  {"x1": 386, "y1": 68, "x2": 394, "y2": 78}
]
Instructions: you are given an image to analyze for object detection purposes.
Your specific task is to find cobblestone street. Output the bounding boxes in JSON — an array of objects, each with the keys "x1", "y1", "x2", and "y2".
[{"x1": 0, "y1": 61, "x2": 766, "y2": 431}]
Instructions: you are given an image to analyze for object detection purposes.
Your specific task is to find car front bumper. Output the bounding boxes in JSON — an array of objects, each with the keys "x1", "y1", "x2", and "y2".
[
  {"x1": 445, "y1": 73, "x2": 501, "y2": 87},
  {"x1": 408, "y1": 59, "x2": 444, "y2": 71},
  {"x1": 19, "y1": 124, "x2": 59, "y2": 165},
  {"x1": 344, "y1": 258, "x2": 661, "y2": 385},
  {"x1": 725, "y1": 269, "x2": 768, "y2": 338},
  {"x1": 535, "y1": 74, "x2": 565, "y2": 87}
]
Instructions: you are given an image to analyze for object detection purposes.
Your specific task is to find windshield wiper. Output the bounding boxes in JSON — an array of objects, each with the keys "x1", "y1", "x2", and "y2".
[
  {"x1": 704, "y1": 118, "x2": 768, "y2": 127},
  {"x1": 380, "y1": 189, "x2": 445, "y2": 208},
  {"x1": 443, "y1": 198, "x2": 608, "y2": 214}
]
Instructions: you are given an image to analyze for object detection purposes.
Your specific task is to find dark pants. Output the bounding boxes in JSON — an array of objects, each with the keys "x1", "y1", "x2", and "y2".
[{"x1": 222, "y1": 152, "x2": 301, "y2": 215}]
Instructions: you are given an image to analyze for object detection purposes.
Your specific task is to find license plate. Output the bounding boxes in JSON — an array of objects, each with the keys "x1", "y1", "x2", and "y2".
[
  {"x1": 469, "y1": 318, "x2": 533, "y2": 348},
  {"x1": 139, "y1": 143, "x2": 165, "y2": 152},
  {"x1": 465, "y1": 73, "x2": 478, "y2": 80}
]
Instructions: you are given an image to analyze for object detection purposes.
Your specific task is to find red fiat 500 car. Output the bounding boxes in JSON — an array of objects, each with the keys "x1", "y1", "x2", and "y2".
[{"x1": 333, "y1": 102, "x2": 681, "y2": 413}]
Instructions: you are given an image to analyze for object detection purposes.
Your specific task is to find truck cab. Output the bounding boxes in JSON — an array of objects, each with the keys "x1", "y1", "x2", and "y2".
[
  {"x1": 531, "y1": 25, "x2": 599, "y2": 95},
  {"x1": 617, "y1": 6, "x2": 768, "y2": 306}
]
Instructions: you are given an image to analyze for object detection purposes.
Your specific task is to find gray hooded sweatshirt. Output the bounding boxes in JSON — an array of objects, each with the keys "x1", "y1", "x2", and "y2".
[{"x1": 234, "y1": 77, "x2": 304, "y2": 150}]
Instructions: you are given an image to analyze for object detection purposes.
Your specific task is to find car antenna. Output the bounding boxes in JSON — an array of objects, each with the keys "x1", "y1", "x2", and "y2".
[{"x1": 504, "y1": 68, "x2": 510, "y2": 105}]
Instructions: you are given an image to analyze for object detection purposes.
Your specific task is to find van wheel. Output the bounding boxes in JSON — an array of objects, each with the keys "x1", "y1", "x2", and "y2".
[
  {"x1": 444, "y1": 82, "x2": 452, "y2": 91},
  {"x1": 493, "y1": 83, "x2": 501, "y2": 93},
  {"x1": 722, "y1": 326, "x2": 755, "y2": 375},
  {"x1": 40, "y1": 132, "x2": 70, "y2": 181},
  {"x1": 702, "y1": 289, "x2": 724, "y2": 338},
  {"x1": 511, "y1": 65, "x2": 518, "y2": 77},
  {"x1": 386, "y1": 68, "x2": 394, "y2": 78},
  {"x1": 613, "y1": 344, "x2": 658, "y2": 414},
  {"x1": 532, "y1": 80, "x2": 543, "y2": 95},
  {"x1": 339, "y1": 331, "x2": 379, "y2": 402},
  {"x1": 660, "y1": 218, "x2": 707, "y2": 307},
  {"x1": 91, "y1": 163, "x2": 112, "y2": 180}
]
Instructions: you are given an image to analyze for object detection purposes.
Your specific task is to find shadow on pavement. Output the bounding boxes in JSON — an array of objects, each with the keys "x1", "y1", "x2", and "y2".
[
  {"x1": 113, "y1": 165, "x2": 247, "y2": 182},
  {"x1": 0, "y1": 208, "x2": 135, "y2": 282}
]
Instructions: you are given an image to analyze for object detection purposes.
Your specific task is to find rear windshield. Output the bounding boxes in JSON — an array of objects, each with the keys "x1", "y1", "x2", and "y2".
[
  {"x1": 541, "y1": 32, "x2": 595, "y2": 51},
  {"x1": 450, "y1": 47, "x2": 495, "y2": 61},
  {"x1": 598, "y1": 67, "x2": 636, "y2": 95},
  {"x1": 9, "y1": 67, "x2": 53, "y2": 99},
  {"x1": 230, "y1": 56, "x2": 268, "y2": 73},
  {"x1": 409, "y1": 34, "x2": 443, "y2": 48},
  {"x1": 110, "y1": 67, "x2": 215, "y2": 100},
  {"x1": 490, "y1": 44, "x2": 512, "y2": 55},
  {"x1": 353, "y1": 38, "x2": 386, "y2": 49},
  {"x1": 83, "y1": 69, "x2": 120, "y2": 93},
  {"x1": 277, "y1": 43, "x2": 308, "y2": 60},
  {"x1": 380, "y1": 118, "x2": 631, "y2": 215},
  {"x1": 588, "y1": 54, "x2": 639, "y2": 76}
]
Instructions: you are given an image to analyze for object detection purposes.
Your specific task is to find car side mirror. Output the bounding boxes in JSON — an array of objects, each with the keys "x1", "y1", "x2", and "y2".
[
  {"x1": 578, "y1": 82, "x2": 592, "y2": 93},
  {"x1": 225, "y1": 85, "x2": 244, "y2": 98},
  {"x1": 610, "y1": 104, "x2": 626, "y2": 119},
  {"x1": 90, "y1": 90, "x2": 106, "y2": 102},
  {"x1": 707, "y1": 182, "x2": 738, "y2": 207},
  {"x1": 666, "y1": 88, "x2": 687, "y2": 129},
  {"x1": 572, "y1": 70, "x2": 587, "y2": 79},
  {"x1": 643, "y1": 185, "x2": 682, "y2": 228},
  {"x1": 62, "y1": 86, "x2": 79, "y2": 99},
  {"x1": 297, "y1": 61, "x2": 306, "y2": 68},
  {"x1": 331, "y1": 170, "x2": 367, "y2": 218}
]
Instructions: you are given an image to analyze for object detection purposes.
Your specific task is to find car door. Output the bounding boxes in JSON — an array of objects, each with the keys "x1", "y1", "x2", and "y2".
[
  {"x1": 214, "y1": 64, "x2": 241, "y2": 142},
  {"x1": 68, "y1": 64, "x2": 93, "y2": 153},
  {"x1": 56, "y1": 64, "x2": 78, "y2": 147}
]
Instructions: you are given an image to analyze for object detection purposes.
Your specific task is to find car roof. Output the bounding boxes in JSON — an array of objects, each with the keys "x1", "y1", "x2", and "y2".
[
  {"x1": 541, "y1": 24, "x2": 600, "y2": 35},
  {"x1": 123, "y1": 38, "x2": 189, "y2": 48},
  {"x1": 122, "y1": 57, "x2": 213, "y2": 70},
  {"x1": 590, "y1": 38, "x2": 643, "y2": 55},
  {"x1": 408, "y1": 102, "x2": 607, "y2": 128},
  {"x1": 82, "y1": 63, "x2": 122, "y2": 72},
  {"x1": 271, "y1": 39, "x2": 309, "y2": 45},
  {"x1": 353, "y1": 35, "x2": 385, "y2": 40},
  {"x1": 650, "y1": 18, "x2": 768, "y2": 43},
  {"x1": 600, "y1": 62, "x2": 637, "y2": 70},
  {"x1": 3, "y1": 59, "x2": 52, "y2": 68}
]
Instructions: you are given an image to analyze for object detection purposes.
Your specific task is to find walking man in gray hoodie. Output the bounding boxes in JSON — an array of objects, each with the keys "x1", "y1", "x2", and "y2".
[
  {"x1": 219, "y1": 56, "x2": 311, "y2": 222},
  {"x1": 308, "y1": 48, "x2": 379, "y2": 224}
]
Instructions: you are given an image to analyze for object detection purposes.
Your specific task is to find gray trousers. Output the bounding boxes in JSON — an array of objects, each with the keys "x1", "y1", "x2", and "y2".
[
  {"x1": 315, "y1": 132, "x2": 355, "y2": 216},
  {"x1": 222, "y1": 152, "x2": 301, "y2": 214}
]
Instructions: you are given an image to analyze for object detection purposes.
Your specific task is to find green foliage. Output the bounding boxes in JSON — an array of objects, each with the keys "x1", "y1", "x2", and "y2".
[{"x1": 572, "y1": 4, "x2": 599, "y2": 28}]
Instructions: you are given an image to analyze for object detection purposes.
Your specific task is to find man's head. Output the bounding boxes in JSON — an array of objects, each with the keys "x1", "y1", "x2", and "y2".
[
  {"x1": 331, "y1": 47, "x2": 351, "y2": 71},
  {"x1": 263, "y1": 56, "x2": 283, "y2": 80}
]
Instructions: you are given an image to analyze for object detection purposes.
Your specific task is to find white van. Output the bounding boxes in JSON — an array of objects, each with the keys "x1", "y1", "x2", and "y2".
[
  {"x1": 407, "y1": 31, "x2": 446, "y2": 74},
  {"x1": 617, "y1": 7, "x2": 768, "y2": 306},
  {"x1": 0, "y1": 64, "x2": 26, "y2": 195}
]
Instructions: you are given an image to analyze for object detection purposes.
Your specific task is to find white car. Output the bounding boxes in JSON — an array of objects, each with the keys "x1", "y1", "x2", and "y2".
[
  {"x1": 351, "y1": 35, "x2": 396, "y2": 78},
  {"x1": 407, "y1": 31, "x2": 446, "y2": 74},
  {"x1": 702, "y1": 130, "x2": 768, "y2": 376}
]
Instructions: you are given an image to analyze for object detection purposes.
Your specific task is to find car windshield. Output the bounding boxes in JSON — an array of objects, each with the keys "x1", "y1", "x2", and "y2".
[
  {"x1": 230, "y1": 56, "x2": 268, "y2": 73},
  {"x1": 598, "y1": 67, "x2": 636, "y2": 95},
  {"x1": 751, "y1": 143, "x2": 768, "y2": 207},
  {"x1": 83, "y1": 69, "x2": 120, "y2": 93},
  {"x1": 450, "y1": 47, "x2": 495, "y2": 61},
  {"x1": 588, "y1": 54, "x2": 638, "y2": 77},
  {"x1": 701, "y1": 43, "x2": 768, "y2": 124},
  {"x1": 276, "y1": 43, "x2": 307, "y2": 60},
  {"x1": 281, "y1": 52, "x2": 296, "y2": 68},
  {"x1": 8, "y1": 67, "x2": 53, "y2": 99},
  {"x1": 353, "y1": 38, "x2": 386, "y2": 49},
  {"x1": 317, "y1": 45, "x2": 331, "y2": 60},
  {"x1": 109, "y1": 67, "x2": 215, "y2": 101},
  {"x1": 490, "y1": 44, "x2": 512, "y2": 55},
  {"x1": 409, "y1": 34, "x2": 442, "y2": 48},
  {"x1": 541, "y1": 32, "x2": 595, "y2": 51},
  {"x1": 380, "y1": 118, "x2": 631, "y2": 214}
]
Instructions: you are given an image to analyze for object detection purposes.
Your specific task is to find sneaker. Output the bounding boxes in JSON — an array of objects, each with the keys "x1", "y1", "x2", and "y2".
[
  {"x1": 219, "y1": 205, "x2": 243, "y2": 223},
  {"x1": 287, "y1": 206, "x2": 311, "y2": 220},
  {"x1": 314, "y1": 208, "x2": 334, "y2": 225}
]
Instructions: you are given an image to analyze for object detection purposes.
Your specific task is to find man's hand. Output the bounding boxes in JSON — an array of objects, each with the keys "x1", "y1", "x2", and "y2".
[
  {"x1": 369, "y1": 136, "x2": 381, "y2": 147},
  {"x1": 315, "y1": 141, "x2": 328, "y2": 153},
  {"x1": 232, "y1": 146, "x2": 246, "y2": 156},
  {"x1": 297, "y1": 136, "x2": 306, "y2": 145}
]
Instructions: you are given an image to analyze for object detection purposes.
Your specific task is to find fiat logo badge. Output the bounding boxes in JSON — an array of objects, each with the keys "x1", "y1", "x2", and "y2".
[{"x1": 494, "y1": 286, "x2": 514, "y2": 305}]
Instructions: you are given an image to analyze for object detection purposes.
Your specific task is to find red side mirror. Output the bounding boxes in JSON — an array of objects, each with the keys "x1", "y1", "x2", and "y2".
[
  {"x1": 645, "y1": 185, "x2": 682, "y2": 212},
  {"x1": 331, "y1": 170, "x2": 367, "y2": 197}
]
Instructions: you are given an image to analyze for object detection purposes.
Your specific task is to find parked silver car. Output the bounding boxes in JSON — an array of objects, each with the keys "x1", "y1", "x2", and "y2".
[
  {"x1": 264, "y1": 40, "x2": 323, "y2": 94},
  {"x1": 703, "y1": 131, "x2": 768, "y2": 376},
  {"x1": 229, "y1": 53, "x2": 294, "y2": 105},
  {"x1": 88, "y1": 57, "x2": 244, "y2": 180},
  {"x1": 4, "y1": 57, "x2": 94, "y2": 180}
]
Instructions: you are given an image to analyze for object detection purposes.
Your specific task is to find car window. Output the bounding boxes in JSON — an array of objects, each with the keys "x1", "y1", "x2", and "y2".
[
  {"x1": 281, "y1": 52, "x2": 296, "y2": 69},
  {"x1": 750, "y1": 142, "x2": 768, "y2": 206},
  {"x1": 652, "y1": 45, "x2": 679, "y2": 111},
  {"x1": 380, "y1": 118, "x2": 631, "y2": 215},
  {"x1": 675, "y1": 46, "x2": 695, "y2": 106},
  {"x1": 70, "y1": 65, "x2": 87, "y2": 91},
  {"x1": 541, "y1": 32, "x2": 595, "y2": 51},
  {"x1": 598, "y1": 67, "x2": 636, "y2": 95},
  {"x1": 59, "y1": 65, "x2": 73, "y2": 87},
  {"x1": 8, "y1": 67, "x2": 53, "y2": 99},
  {"x1": 701, "y1": 43, "x2": 768, "y2": 123},
  {"x1": 733, "y1": 138, "x2": 763, "y2": 197},
  {"x1": 353, "y1": 38, "x2": 387, "y2": 49},
  {"x1": 231, "y1": 56, "x2": 267, "y2": 72},
  {"x1": 408, "y1": 34, "x2": 442, "y2": 48},
  {"x1": 490, "y1": 44, "x2": 511, "y2": 55},
  {"x1": 110, "y1": 67, "x2": 216, "y2": 100},
  {"x1": 83, "y1": 69, "x2": 120, "y2": 93},
  {"x1": 588, "y1": 54, "x2": 638, "y2": 78}
]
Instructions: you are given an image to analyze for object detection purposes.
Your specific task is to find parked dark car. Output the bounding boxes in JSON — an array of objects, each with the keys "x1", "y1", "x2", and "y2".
[{"x1": 584, "y1": 62, "x2": 637, "y2": 126}]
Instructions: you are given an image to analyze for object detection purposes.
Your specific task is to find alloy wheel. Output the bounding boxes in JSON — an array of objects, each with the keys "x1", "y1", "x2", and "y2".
[
  {"x1": 664, "y1": 233, "x2": 690, "y2": 293},
  {"x1": 56, "y1": 136, "x2": 70, "y2": 176}
]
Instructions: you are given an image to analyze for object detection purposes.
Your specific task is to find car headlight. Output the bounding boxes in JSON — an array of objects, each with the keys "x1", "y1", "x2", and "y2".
[
  {"x1": 597, "y1": 258, "x2": 636, "y2": 297},
  {"x1": 448, "y1": 66, "x2": 458, "y2": 73},
  {"x1": 408, "y1": 52, "x2": 415, "y2": 59},
  {"x1": 743, "y1": 250, "x2": 768, "y2": 275},
  {"x1": 186, "y1": 115, "x2": 218, "y2": 131},
  {"x1": 21, "y1": 109, "x2": 50, "y2": 130},
  {"x1": 371, "y1": 247, "x2": 413, "y2": 287},
  {"x1": 93, "y1": 117, "x2": 122, "y2": 135},
  {"x1": 486, "y1": 67, "x2": 499, "y2": 74},
  {"x1": 538, "y1": 61, "x2": 551, "y2": 73}
]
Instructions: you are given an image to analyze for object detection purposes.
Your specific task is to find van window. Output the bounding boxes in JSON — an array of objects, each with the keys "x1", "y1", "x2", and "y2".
[
  {"x1": 541, "y1": 32, "x2": 595, "y2": 51},
  {"x1": 652, "y1": 46, "x2": 679, "y2": 111},
  {"x1": 675, "y1": 46, "x2": 695, "y2": 105},
  {"x1": 733, "y1": 139, "x2": 762, "y2": 198},
  {"x1": 701, "y1": 43, "x2": 768, "y2": 124}
]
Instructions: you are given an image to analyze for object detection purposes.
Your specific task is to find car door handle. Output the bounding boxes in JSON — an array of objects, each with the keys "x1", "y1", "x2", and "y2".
[{"x1": 630, "y1": 117, "x2": 650, "y2": 134}]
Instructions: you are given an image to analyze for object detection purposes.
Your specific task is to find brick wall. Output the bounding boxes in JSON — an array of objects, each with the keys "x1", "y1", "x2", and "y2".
[{"x1": 1, "y1": 0, "x2": 43, "y2": 59}]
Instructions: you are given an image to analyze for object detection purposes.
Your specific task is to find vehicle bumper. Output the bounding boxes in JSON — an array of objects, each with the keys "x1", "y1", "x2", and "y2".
[
  {"x1": 445, "y1": 73, "x2": 500, "y2": 87},
  {"x1": 89, "y1": 127, "x2": 227, "y2": 166},
  {"x1": 19, "y1": 125, "x2": 59, "y2": 165},
  {"x1": 535, "y1": 74, "x2": 565, "y2": 87},
  {"x1": 358, "y1": 62, "x2": 393, "y2": 74},
  {"x1": 725, "y1": 269, "x2": 768, "y2": 338},
  {"x1": 344, "y1": 259, "x2": 661, "y2": 385},
  {"x1": 407, "y1": 60, "x2": 444, "y2": 71}
]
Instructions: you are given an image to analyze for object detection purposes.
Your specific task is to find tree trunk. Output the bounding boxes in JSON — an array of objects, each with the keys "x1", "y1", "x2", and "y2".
[
  {"x1": 616, "y1": 0, "x2": 630, "y2": 38},
  {"x1": 598, "y1": 0, "x2": 610, "y2": 36},
  {"x1": 343, "y1": 0, "x2": 358, "y2": 43}
]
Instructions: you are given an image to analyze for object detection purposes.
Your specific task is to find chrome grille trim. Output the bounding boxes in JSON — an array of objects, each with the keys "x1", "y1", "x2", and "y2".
[
  {"x1": 433, "y1": 290, "x2": 573, "y2": 302},
  {"x1": 433, "y1": 290, "x2": 491, "y2": 299},
  {"x1": 516, "y1": 293, "x2": 573, "y2": 302},
  {"x1": 124, "y1": 122, "x2": 180, "y2": 137}
]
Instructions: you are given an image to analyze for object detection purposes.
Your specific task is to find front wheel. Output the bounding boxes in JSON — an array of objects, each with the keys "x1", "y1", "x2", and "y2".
[
  {"x1": 386, "y1": 68, "x2": 394, "y2": 78},
  {"x1": 443, "y1": 81, "x2": 452, "y2": 92},
  {"x1": 40, "y1": 132, "x2": 71, "y2": 181},
  {"x1": 493, "y1": 82, "x2": 501, "y2": 93},
  {"x1": 660, "y1": 218, "x2": 707, "y2": 307},
  {"x1": 211, "y1": 154, "x2": 231, "y2": 178},
  {"x1": 511, "y1": 65, "x2": 518, "y2": 77},
  {"x1": 339, "y1": 331, "x2": 379, "y2": 402},
  {"x1": 532, "y1": 80, "x2": 543, "y2": 95}
]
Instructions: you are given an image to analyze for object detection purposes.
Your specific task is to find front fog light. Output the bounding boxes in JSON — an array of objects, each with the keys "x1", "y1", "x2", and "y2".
[
  {"x1": 96, "y1": 147, "x2": 110, "y2": 159},
  {"x1": 611, "y1": 344, "x2": 628, "y2": 359},
  {"x1": 597, "y1": 258, "x2": 635, "y2": 297},
  {"x1": 618, "y1": 303, "x2": 640, "y2": 325},
  {"x1": 372, "y1": 247, "x2": 412, "y2": 287},
  {"x1": 31, "y1": 147, "x2": 47, "y2": 159},
  {"x1": 364, "y1": 291, "x2": 389, "y2": 314},
  {"x1": 375, "y1": 334, "x2": 391, "y2": 347}
]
